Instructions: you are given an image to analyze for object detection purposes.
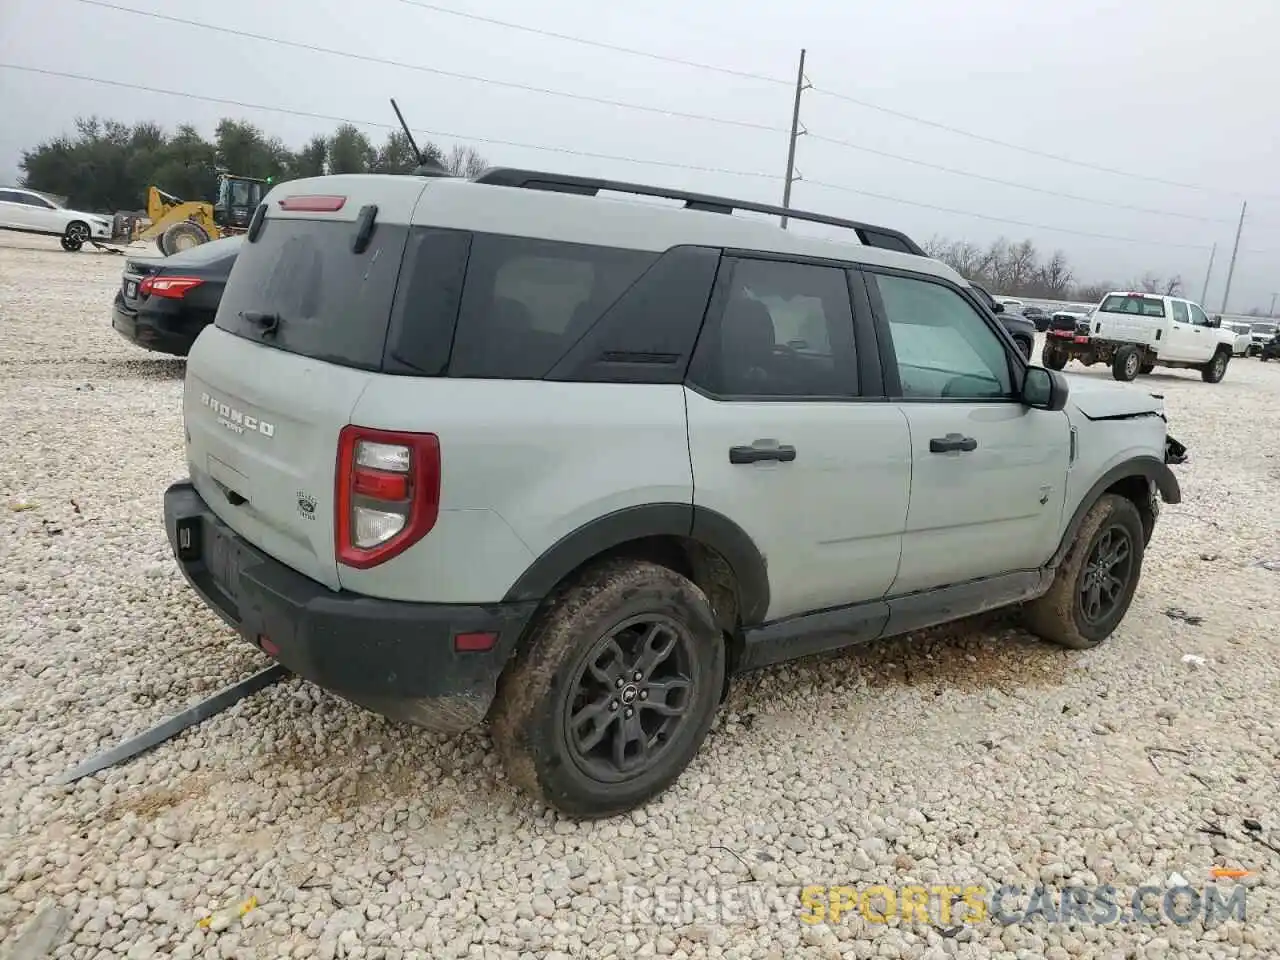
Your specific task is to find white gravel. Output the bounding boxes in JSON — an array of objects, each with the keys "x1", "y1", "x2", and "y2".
[{"x1": 2, "y1": 230, "x2": 1280, "y2": 959}]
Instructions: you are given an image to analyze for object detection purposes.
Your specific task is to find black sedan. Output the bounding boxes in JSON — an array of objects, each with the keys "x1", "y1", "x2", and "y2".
[
  {"x1": 111, "y1": 236, "x2": 242, "y2": 356},
  {"x1": 1020, "y1": 305, "x2": 1050, "y2": 331}
]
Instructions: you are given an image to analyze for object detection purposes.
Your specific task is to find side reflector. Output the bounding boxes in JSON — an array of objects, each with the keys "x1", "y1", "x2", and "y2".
[
  {"x1": 279, "y1": 195, "x2": 346, "y2": 212},
  {"x1": 454, "y1": 632, "x2": 497, "y2": 653}
]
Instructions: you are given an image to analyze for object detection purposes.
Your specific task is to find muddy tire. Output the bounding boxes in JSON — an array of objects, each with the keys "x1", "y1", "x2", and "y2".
[
  {"x1": 1201, "y1": 348, "x2": 1230, "y2": 383},
  {"x1": 1112, "y1": 345, "x2": 1141, "y2": 381},
  {"x1": 159, "y1": 221, "x2": 210, "y2": 256},
  {"x1": 1042, "y1": 343, "x2": 1068, "y2": 371},
  {"x1": 1023, "y1": 494, "x2": 1146, "y2": 650},
  {"x1": 490, "y1": 559, "x2": 725, "y2": 818}
]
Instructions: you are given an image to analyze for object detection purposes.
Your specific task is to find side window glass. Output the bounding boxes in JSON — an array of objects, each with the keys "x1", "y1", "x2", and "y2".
[
  {"x1": 0, "y1": 190, "x2": 16, "y2": 203},
  {"x1": 872, "y1": 273, "x2": 1012, "y2": 400},
  {"x1": 1171, "y1": 300, "x2": 1190, "y2": 324},
  {"x1": 449, "y1": 235, "x2": 656, "y2": 379},
  {"x1": 1189, "y1": 304, "x2": 1208, "y2": 326},
  {"x1": 689, "y1": 258, "x2": 858, "y2": 398},
  {"x1": 21, "y1": 194, "x2": 51, "y2": 209}
]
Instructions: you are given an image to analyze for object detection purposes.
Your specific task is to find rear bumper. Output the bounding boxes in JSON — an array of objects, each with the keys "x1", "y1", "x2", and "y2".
[
  {"x1": 112, "y1": 295, "x2": 197, "y2": 356},
  {"x1": 163, "y1": 481, "x2": 538, "y2": 732}
]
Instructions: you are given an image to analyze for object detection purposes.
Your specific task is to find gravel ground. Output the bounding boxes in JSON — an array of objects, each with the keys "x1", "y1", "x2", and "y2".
[{"x1": 2, "y1": 230, "x2": 1279, "y2": 960}]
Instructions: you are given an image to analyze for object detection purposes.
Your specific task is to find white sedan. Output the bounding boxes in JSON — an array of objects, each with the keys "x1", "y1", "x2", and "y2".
[{"x1": 0, "y1": 186, "x2": 113, "y2": 251}]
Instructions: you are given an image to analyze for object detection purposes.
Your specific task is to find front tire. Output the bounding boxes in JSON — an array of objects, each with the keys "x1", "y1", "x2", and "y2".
[
  {"x1": 1201, "y1": 349, "x2": 1229, "y2": 383},
  {"x1": 1014, "y1": 335, "x2": 1033, "y2": 360},
  {"x1": 1042, "y1": 343, "x2": 1068, "y2": 370},
  {"x1": 62, "y1": 221, "x2": 89, "y2": 252},
  {"x1": 1023, "y1": 494, "x2": 1146, "y2": 650},
  {"x1": 1112, "y1": 345, "x2": 1141, "y2": 381},
  {"x1": 490, "y1": 559, "x2": 725, "y2": 818},
  {"x1": 159, "y1": 221, "x2": 210, "y2": 256}
]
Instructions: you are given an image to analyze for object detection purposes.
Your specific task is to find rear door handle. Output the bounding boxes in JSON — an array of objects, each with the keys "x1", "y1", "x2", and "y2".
[
  {"x1": 729, "y1": 443, "x2": 797, "y2": 464},
  {"x1": 929, "y1": 433, "x2": 978, "y2": 454}
]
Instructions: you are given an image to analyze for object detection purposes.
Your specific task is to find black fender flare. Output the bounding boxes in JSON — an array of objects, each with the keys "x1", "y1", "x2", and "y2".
[
  {"x1": 1048, "y1": 455, "x2": 1181, "y2": 569},
  {"x1": 502, "y1": 503, "x2": 770, "y2": 625}
]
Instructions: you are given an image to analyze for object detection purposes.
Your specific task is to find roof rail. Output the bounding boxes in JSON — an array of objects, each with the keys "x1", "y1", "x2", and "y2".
[{"x1": 472, "y1": 167, "x2": 926, "y2": 257}]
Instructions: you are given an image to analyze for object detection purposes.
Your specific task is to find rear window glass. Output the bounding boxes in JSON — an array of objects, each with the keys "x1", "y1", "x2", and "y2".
[
  {"x1": 448, "y1": 235, "x2": 656, "y2": 379},
  {"x1": 1100, "y1": 294, "x2": 1165, "y2": 317},
  {"x1": 214, "y1": 218, "x2": 406, "y2": 370}
]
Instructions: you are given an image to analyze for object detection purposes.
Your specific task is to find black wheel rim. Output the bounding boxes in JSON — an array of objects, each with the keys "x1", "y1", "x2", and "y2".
[
  {"x1": 1078, "y1": 525, "x2": 1134, "y2": 626},
  {"x1": 562, "y1": 614, "x2": 696, "y2": 784}
]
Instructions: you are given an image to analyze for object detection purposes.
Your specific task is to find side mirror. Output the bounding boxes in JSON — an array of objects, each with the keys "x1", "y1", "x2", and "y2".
[
  {"x1": 1209, "y1": 317, "x2": 1221, "y2": 328},
  {"x1": 1022, "y1": 366, "x2": 1069, "y2": 411},
  {"x1": 992, "y1": 301, "x2": 1005, "y2": 313}
]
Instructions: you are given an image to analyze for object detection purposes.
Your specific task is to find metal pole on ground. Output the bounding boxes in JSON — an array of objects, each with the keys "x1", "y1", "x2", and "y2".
[{"x1": 780, "y1": 48, "x2": 808, "y2": 229}]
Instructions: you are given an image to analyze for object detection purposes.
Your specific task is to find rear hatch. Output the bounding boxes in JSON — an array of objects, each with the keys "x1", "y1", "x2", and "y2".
[{"x1": 183, "y1": 175, "x2": 430, "y2": 590}]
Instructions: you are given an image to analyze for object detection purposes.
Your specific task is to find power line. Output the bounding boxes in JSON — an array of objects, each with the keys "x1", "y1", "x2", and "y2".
[
  {"x1": 805, "y1": 131, "x2": 1236, "y2": 224},
  {"x1": 808, "y1": 86, "x2": 1243, "y2": 198},
  {"x1": 0, "y1": 63, "x2": 778, "y2": 181},
  {"x1": 0, "y1": 63, "x2": 1225, "y2": 256},
  {"x1": 392, "y1": 0, "x2": 791, "y2": 86},
  {"x1": 802, "y1": 179, "x2": 1215, "y2": 251},
  {"x1": 65, "y1": 0, "x2": 786, "y2": 135}
]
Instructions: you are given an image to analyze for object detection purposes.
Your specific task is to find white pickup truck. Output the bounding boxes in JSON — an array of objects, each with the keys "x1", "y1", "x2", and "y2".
[{"x1": 1084, "y1": 291, "x2": 1236, "y2": 383}]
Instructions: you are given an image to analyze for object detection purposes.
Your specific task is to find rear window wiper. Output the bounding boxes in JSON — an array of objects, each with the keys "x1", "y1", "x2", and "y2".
[{"x1": 239, "y1": 310, "x2": 281, "y2": 337}]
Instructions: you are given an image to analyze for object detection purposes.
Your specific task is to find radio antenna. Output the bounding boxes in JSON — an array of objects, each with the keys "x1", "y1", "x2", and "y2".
[{"x1": 389, "y1": 98, "x2": 454, "y2": 177}]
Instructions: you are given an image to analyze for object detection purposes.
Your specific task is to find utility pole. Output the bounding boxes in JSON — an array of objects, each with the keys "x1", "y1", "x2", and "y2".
[
  {"x1": 1271, "y1": 292, "x2": 1278, "y2": 317},
  {"x1": 1220, "y1": 200, "x2": 1247, "y2": 314},
  {"x1": 780, "y1": 48, "x2": 808, "y2": 229},
  {"x1": 1199, "y1": 242, "x2": 1216, "y2": 306}
]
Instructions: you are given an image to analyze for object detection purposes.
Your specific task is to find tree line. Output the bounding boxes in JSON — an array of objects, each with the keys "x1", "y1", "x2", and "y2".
[
  {"x1": 922, "y1": 235, "x2": 1187, "y2": 305},
  {"x1": 17, "y1": 117, "x2": 488, "y2": 214}
]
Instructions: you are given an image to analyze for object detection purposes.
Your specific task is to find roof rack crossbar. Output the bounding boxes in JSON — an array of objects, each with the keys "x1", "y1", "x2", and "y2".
[{"x1": 472, "y1": 167, "x2": 926, "y2": 257}]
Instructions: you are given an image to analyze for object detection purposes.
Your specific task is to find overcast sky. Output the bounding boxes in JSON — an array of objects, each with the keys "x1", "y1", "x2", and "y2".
[{"x1": 3, "y1": 0, "x2": 1280, "y2": 312}]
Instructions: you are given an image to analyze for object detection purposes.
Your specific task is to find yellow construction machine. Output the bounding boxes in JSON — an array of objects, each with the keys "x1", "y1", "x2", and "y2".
[{"x1": 122, "y1": 173, "x2": 271, "y2": 255}]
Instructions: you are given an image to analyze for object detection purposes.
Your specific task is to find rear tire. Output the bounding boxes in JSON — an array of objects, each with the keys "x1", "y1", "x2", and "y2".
[
  {"x1": 1042, "y1": 343, "x2": 1068, "y2": 370},
  {"x1": 490, "y1": 559, "x2": 725, "y2": 818},
  {"x1": 1201, "y1": 348, "x2": 1229, "y2": 383},
  {"x1": 1140, "y1": 362, "x2": 1155, "y2": 375},
  {"x1": 159, "y1": 221, "x2": 210, "y2": 256},
  {"x1": 1112, "y1": 345, "x2": 1141, "y2": 381},
  {"x1": 1023, "y1": 494, "x2": 1146, "y2": 650}
]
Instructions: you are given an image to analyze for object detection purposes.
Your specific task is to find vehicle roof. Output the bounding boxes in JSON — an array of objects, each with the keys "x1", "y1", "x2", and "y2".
[{"x1": 264, "y1": 173, "x2": 970, "y2": 288}]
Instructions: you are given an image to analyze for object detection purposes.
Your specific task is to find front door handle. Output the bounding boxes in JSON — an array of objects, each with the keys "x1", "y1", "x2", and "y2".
[
  {"x1": 729, "y1": 443, "x2": 797, "y2": 464},
  {"x1": 929, "y1": 433, "x2": 978, "y2": 454}
]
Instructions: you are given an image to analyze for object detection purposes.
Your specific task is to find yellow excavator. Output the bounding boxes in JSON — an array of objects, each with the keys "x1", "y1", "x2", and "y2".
[{"x1": 123, "y1": 173, "x2": 271, "y2": 255}]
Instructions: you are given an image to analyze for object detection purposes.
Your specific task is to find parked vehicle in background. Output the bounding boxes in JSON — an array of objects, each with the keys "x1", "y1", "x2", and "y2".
[
  {"x1": 1089, "y1": 292, "x2": 1235, "y2": 382},
  {"x1": 1218, "y1": 319, "x2": 1252, "y2": 357},
  {"x1": 1041, "y1": 310, "x2": 1093, "y2": 371},
  {"x1": 1259, "y1": 328, "x2": 1280, "y2": 361},
  {"x1": 1248, "y1": 321, "x2": 1278, "y2": 357},
  {"x1": 968, "y1": 282, "x2": 1035, "y2": 358},
  {"x1": 997, "y1": 297, "x2": 1024, "y2": 311},
  {"x1": 1021, "y1": 305, "x2": 1050, "y2": 331},
  {"x1": 111, "y1": 236, "x2": 243, "y2": 356},
  {"x1": 161, "y1": 168, "x2": 1186, "y2": 817},
  {"x1": 0, "y1": 186, "x2": 113, "y2": 251}
]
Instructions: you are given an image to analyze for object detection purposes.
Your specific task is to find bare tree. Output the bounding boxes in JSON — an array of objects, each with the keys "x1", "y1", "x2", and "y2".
[
  {"x1": 446, "y1": 144, "x2": 488, "y2": 179},
  {"x1": 1162, "y1": 274, "x2": 1184, "y2": 296},
  {"x1": 1074, "y1": 282, "x2": 1112, "y2": 303}
]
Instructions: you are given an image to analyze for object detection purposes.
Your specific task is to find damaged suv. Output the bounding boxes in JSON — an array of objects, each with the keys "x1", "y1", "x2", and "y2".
[{"x1": 164, "y1": 169, "x2": 1186, "y2": 817}]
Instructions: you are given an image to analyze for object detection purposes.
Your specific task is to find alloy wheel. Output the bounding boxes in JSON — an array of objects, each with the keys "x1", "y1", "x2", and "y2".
[
  {"x1": 563, "y1": 614, "x2": 695, "y2": 783},
  {"x1": 1078, "y1": 526, "x2": 1134, "y2": 626}
]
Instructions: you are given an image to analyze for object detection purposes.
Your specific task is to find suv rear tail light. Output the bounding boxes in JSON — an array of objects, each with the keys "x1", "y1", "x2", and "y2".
[
  {"x1": 336, "y1": 426, "x2": 440, "y2": 569},
  {"x1": 140, "y1": 276, "x2": 204, "y2": 299}
]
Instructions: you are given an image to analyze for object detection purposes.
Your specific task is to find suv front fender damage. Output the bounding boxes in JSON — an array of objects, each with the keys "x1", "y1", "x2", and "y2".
[{"x1": 1047, "y1": 455, "x2": 1182, "y2": 574}]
